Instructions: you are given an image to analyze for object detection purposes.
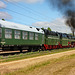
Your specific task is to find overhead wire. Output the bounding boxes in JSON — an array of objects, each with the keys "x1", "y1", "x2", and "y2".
[
  {"x1": 5, "y1": 0, "x2": 47, "y2": 20},
  {"x1": 9, "y1": 17, "x2": 31, "y2": 25},
  {"x1": 4, "y1": 0, "x2": 55, "y2": 21},
  {"x1": 1, "y1": 6, "x2": 58, "y2": 27},
  {"x1": 1, "y1": 5, "x2": 59, "y2": 27},
  {"x1": 3, "y1": 7, "x2": 42, "y2": 21},
  {"x1": 0, "y1": 0, "x2": 58, "y2": 27}
]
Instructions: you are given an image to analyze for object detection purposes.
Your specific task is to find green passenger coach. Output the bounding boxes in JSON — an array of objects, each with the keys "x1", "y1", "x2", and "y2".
[{"x1": 0, "y1": 20, "x2": 44, "y2": 52}]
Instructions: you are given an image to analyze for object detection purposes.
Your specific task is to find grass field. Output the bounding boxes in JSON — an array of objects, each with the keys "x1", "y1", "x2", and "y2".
[
  {"x1": 2, "y1": 51, "x2": 75, "y2": 75},
  {"x1": 0, "y1": 48, "x2": 75, "y2": 63}
]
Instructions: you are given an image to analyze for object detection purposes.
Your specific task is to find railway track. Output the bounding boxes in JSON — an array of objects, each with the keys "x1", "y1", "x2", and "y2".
[{"x1": 0, "y1": 50, "x2": 28, "y2": 56}]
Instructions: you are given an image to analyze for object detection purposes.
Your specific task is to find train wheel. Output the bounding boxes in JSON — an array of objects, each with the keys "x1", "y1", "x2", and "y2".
[
  {"x1": 41, "y1": 46, "x2": 45, "y2": 51},
  {"x1": 20, "y1": 47, "x2": 22, "y2": 53},
  {"x1": 20, "y1": 49, "x2": 22, "y2": 53},
  {"x1": 28, "y1": 48, "x2": 31, "y2": 52}
]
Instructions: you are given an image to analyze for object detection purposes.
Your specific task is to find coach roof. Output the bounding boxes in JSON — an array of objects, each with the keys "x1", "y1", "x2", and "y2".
[{"x1": 0, "y1": 20, "x2": 44, "y2": 34}]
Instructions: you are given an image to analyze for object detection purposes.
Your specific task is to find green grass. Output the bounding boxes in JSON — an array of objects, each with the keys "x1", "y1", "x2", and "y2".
[
  {"x1": 3, "y1": 53, "x2": 75, "y2": 75},
  {"x1": 0, "y1": 48, "x2": 75, "y2": 63}
]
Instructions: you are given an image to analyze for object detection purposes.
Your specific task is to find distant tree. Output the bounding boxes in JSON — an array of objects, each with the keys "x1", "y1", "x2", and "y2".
[
  {"x1": 2, "y1": 19, "x2": 5, "y2": 21},
  {"x1": 47, "y1": 27, "x2": 51, "y2": 31},
  {"x1": 41, "y1": 27, "x2": 44, "y2": 30}
]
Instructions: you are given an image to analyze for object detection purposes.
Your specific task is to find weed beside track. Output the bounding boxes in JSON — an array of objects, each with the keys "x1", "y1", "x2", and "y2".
[{"x1": 0, "y1": 48, "x2": 75, "y2": 63}]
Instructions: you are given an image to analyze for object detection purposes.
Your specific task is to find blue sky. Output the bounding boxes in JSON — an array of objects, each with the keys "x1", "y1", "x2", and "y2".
[{"x1": 0, "y1": 0, "x2": 72, "y2": 33}]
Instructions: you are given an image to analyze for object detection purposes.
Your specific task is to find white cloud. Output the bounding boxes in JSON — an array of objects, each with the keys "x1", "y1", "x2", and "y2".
[
  {"x1": 4, "y1": 0, "x2": 44, "y2": 3},
  {"x1": 0, "y1": 1, "x2": 6, "y2": 8},
  {"x1": 32, "y1": 18, "x2": 72, "y2": 33},
  {"x1": 0, "y1": 1, "x2": 12, "y2": 20},
  {"x1": 25, "y1": 0, "x2": 44, "y2": 3},
  {"x1": 0, "y1": 12, "x2": 12, "y2": 20}
]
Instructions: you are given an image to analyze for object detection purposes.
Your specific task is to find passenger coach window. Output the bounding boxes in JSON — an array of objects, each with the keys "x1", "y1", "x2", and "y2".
[
  {"x1": 35, "y1": 33, "x2": 38, "y2": 40},
  {"x1": 5, "y1": 29, "x2": 12, "y2": 39},
  {"x1": 29, "y1": 32, "x2": 34, "y2": 40},
  {"x1": 0, "y1": 28, "x2": 2, "y2": 37},
  {"x1": 15, "y1": 30, "x2": 20, "y2": 39},
  {"x1": 23, "y1": 31, "x2": 28, "y2": 40}
]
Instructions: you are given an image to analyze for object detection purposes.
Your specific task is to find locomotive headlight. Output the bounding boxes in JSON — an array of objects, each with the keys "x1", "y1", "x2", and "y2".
[
  {"x1": 1, "y1": 39, "x2": 5, "y2": 45},
  {"x1": 1, "y1": 42, "x2": 5, "y2": 45}
]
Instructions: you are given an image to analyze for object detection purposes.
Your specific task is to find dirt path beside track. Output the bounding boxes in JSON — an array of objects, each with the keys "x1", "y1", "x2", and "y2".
[{"x1": 0, "y1": 50, "x2": 75, "y2": 74}]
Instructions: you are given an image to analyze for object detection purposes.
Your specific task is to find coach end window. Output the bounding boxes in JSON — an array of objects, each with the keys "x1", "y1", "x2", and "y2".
[
  {"x1": 23, "y1": 31, "x2": 28, "y2": 40},
  {"x1": 29, "y1": 32, "x2": 34, "y2": 40},
  {"x1": 15, "y1": 30, "x2": 20, "y2": 39},
  {"x1": 35, "y1": 33, "x2": 38, "y2": 40},
  {"x1": 5, "y1": 29, "x2": 12, "y2": 39},
  {"x1": 0, "y1": 28, "x2": 2, "y2": 37}
]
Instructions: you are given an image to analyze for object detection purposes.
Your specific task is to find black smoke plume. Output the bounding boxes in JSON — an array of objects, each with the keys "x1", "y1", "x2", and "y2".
[{"x1": 48, "y1": 0, "x2": 75, "y2": 35}]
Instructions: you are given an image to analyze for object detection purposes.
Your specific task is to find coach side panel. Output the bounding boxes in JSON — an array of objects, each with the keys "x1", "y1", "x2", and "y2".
[{"x1": 1, "y1": 27, "x2": 43, "y2": 46}]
